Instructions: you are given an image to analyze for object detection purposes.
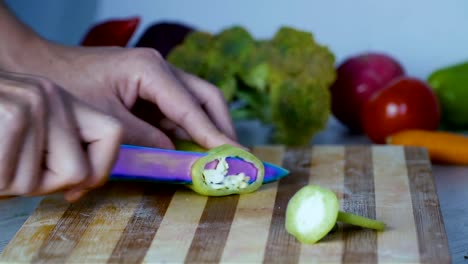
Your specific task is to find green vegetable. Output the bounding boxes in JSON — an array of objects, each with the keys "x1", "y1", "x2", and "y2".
[
  {"x1": 270, "y1": 75, "x2": 331, "y2": 145},
  {"x1": 428, "y1": 61, "x2": 468, "y2": 129},
  {"x1": 337, "y1": 211, "x2": 385, "y2": 230},
  {"x1": 167, "y1": 31, "x2": 213, "y2": 77},
  {"x1": 266, "y1": 27, "x2": 336, "y2": 145},
  {"x1": 173, "y1": 139, "x2": 207, "y2": 152},
  {"x1": 173, "y1": 141, "x2": 265, "y2": 196},
  {"x1": 189, "y1": 144, "x2": 264, "y2": 196},
  {"x1": 168, "y1": 26, "x2": 256, "y2": 102},
  {"x1": 167, "y1": 26, "x2": 336, "y2": 146},
  {"x1": 285, "y1": 185, "x2": 385, "y2": 244},
  {"x1": 286, "y1": 185, "x2": 340, "y2": 244}
]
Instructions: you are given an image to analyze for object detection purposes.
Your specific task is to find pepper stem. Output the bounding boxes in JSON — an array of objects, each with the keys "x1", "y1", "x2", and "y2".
[{"x1": 337, "y1": 211, "x2": 386, "y2": 231}]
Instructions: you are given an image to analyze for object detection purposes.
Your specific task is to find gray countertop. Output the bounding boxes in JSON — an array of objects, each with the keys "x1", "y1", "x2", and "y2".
[{"x1": 1, "y1": 117, "x2": 467, "y2": 263}]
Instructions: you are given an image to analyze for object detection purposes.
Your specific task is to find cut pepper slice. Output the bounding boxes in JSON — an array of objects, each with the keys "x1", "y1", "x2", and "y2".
[
  {"x1": 188, "y1": 144, "x2": 265, "y2": 196},
  {"x1": 285, "y1": 185, "x2": 340, "y2": 244},
  {"x1": 285, "y1": 185, "x2": 386, "y2": 244}
]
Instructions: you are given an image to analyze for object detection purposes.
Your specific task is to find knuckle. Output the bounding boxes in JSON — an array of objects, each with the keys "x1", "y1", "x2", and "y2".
[
  {"x1": 6, "y1": 78, "x2": 49, "y2": 118},
  {"x1": 0, "y1": 101, "x2": 29, "y2": 134},
  {"x1": 177, "y1": 110, "x2": 192, "y2": 130},
  {"x1": 35, "y1": 77, "x2": 59, "y2": 97},
  {"x1": 22, "y1": 86, "x2": 45, "y2": 114},
  {"x1": 133, "y1": 47, "x2": 164, "y2": 61},
  {"x1": 130, "y1": 48, "x2": 165, "y2": 68},
  {"x1": 61, "y1": 162, "x2": 89, "y2": 186},
  {"x1": 103, "y1": 116, "x2": 125, "y2": 141},
  {"x1": 93, "y1": 115, "x2": 125, "y2": 145},
  {"x1": 211, "y1": 87, "x2": 225, "y2": 101}
]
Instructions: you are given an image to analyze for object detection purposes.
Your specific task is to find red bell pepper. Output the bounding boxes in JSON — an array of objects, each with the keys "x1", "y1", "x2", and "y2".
[{"x1": 81, "y1": 17, "x2": 140, "y2": 47}]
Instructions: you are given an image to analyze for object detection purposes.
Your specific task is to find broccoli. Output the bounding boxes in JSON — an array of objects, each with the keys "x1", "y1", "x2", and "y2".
[
  {"x1": 167, "y1": 31, "x2": 213, "y2": 76},
  {"x1": 210, "y1": 26, "x2": 256, "y2": 63},
  {"x1": 168, "y1": 26, "x2": 256, "y2": 102},
  {"x1": 270, "y1": 74, "x2": 331, "y2": 145},
  {"x1": 167, "y1": 25, "x2": 336, "y2": 146},
  {"x1": 204, "y1": 65, "x2": 237, "y2": 101},
  {"x1": 266, "y1": 27, "x2": 336, "y2": 144}
]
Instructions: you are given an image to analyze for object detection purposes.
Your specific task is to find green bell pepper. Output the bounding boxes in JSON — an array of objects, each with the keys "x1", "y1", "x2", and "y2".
[
  {"x1": 188, "y1": 144, "x2": 265, "y2": 196},
  {"x1": 428, "y1": 61, "x2": 468, "y2": 129}
]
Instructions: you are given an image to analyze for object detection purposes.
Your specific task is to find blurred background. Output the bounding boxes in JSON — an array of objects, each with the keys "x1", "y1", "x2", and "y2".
[
  {"x1": 4, "y1": 0, "x2": 468, "y2": 79},
  {"x1": 4, "y1": 0, "x2": 468, "y2": 147}
]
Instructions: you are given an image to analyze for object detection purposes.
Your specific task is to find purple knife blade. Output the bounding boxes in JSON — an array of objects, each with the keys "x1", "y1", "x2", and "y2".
[{"x1": 110, "y1": 145, "x2": 289, "y2": 184}]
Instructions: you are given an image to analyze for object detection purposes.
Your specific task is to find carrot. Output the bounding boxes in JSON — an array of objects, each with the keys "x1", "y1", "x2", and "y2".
[{"x1": 386, "y1": 129, "x2": 468, "y2": 165}]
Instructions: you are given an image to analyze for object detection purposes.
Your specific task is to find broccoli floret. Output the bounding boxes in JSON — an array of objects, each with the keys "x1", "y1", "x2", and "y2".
[
  {"x1": 212, "y1": 26, "x2": 256, "y2": 63},
  {"x1": 168, "y1": 26, "x2": 257, "y2": 102},
  {"x1": 167, "y1": 31, "x2": 213, "y2": 76},
  {"x1": 204, "y1": 26, "x2": 256, "y2": 100},
  {"x1": 265, "y1": 27, "x2": 336, "y2": 145},
  {"x1": 184, "y1": 31, "x2": 213, "y2": 49},
  {"x1": 204, "y1": 65, "x2": 237, "y2": 101},
  {"x1": 268, "y1": 27, "x2": 335, "y2": 79},
  {"x1": 167, "y1": 25, "x2": 336, "y2": 146},
  {"x1": 270, "y1": 74, "x2": 332, "y2": 145},
  {"x1": 238, "y1": 41, "x2": 272, "y2": 93}
]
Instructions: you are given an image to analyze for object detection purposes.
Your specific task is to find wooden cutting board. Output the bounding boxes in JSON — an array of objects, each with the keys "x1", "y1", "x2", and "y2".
[{"x1": 0, "y1": 145, "x2": 450, "y2": 263}]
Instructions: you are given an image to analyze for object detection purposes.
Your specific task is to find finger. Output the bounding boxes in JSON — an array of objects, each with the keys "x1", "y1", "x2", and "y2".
[
  {"x1": 0, "y1": 87, "x2": 45, "y2": 196},
  {"x1": 64, "y1": 99, "x2": 123, "y2": 201},
  {"x1": 119, "y1": 107, "x2": 174, "y2": 149},
  {"x1": 171, "y1": 66, "x2": 238, "y2": 141},
  {"x1": 131, "y1": 98, "x2": 165, "y2": 128},
  {"x1": 159, "y1": 118, "x2": 191, "y2": 140},
  {"x1": 132, "y1": 99, "x2": 192, "y2": 141},
  {"x1": 0, "y1": 95, "x2": 28, "y2": 190},
  {"x1": 6, "y1": 125, "x2": 42, "y2": 195},
  {"x1": 139, "y1": 63, "x2": 241, "y2": 149},
  {"x1": 33, "y1": 87, "x2": 90, "y2": 195}
]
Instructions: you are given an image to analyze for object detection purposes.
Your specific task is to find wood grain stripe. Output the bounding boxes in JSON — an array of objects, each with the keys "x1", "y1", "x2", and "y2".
[
  {"x1": 299, "y1": 146, "x2": 345, "y2": 263},
  {"x1": 405, "y1": 147, "x2": 451, "y2": 264},
  {"x1": 342, "y1": 146, "x2": 377, "y2": 263},
  {"x1": 107, "y1": 184, "x2": 176, "y2": 264},
  {"x1": 66, "y1": 185, "x2": 143, "y2": 263},
  {"x1": 0, "y1": 195, "x2": 69, "y2": 263},
  {"x1": 263, "y1": 147, "x2": 312, "y2": 264},
  {"x1": 31, "y1": 189, "x2": 106, "y2": 263},
  {"x1": 185, "y1": 195, "x2": 239, "y2": 263},
  {"x1": 142, "y1": 189, "x2": 207, "y2": 263},
  {"x1": 372, "y1": 146, "x2": 419, "y2": 263},
  {"x1": 220, "y1": 146, "x2": 285, "y2": 263}
]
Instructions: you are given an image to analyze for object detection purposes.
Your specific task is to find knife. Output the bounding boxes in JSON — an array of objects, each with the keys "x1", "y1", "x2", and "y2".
[{"x1": 110, "y1": 144, "x2": 289, "y2": 184}]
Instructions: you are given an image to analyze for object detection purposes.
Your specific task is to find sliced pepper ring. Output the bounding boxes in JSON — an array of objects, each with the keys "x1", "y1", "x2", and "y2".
[
  {"x1": 285, "y1": 185, "x2": 386, "y2": 244},
  {"x1": 188, "y1": 144, "x2": 265, "y2": 196}
]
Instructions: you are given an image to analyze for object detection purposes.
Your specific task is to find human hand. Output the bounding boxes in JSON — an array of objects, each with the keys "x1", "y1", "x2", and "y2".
[
  {"x1": 0, "y1": 71, "x2": 123, "y2": 202},
  {"x1": 27, "y1": 44, "x2": 240, "y2": 150}
]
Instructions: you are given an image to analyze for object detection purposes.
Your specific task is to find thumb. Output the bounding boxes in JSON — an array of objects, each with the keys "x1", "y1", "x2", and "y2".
[{"x1": 119, "y1": 110, "x2": 174, "y2": 149}]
